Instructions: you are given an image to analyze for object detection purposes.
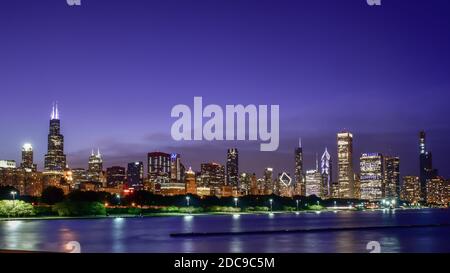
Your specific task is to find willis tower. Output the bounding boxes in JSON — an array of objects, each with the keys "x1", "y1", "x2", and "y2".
[{"x1": 44, "y1": 103, "x2": 67, "y2": 172}]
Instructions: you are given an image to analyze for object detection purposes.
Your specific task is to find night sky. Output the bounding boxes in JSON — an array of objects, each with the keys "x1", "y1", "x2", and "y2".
[{"x1": 0, "y1": 0, "x2": 449, "y2": 180}]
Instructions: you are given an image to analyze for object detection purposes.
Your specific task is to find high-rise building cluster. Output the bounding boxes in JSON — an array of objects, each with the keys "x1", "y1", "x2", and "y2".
[{"x1": 0, "y1": 105, "x2": 448, "y2": 206}]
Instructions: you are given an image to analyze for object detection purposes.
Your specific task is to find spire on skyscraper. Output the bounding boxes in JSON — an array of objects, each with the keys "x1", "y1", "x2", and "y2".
[
  {"x1": 50, "y1": 102, "x2": 59, "y2": 120},
  {"x1": 315, "y1": 153, "x2": 319, "y2": 171},
  {"x1": 299, "y1": 138, "x2": 302, "y2": 148}
]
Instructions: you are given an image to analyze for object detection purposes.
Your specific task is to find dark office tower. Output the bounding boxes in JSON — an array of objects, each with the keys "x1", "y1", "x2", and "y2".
[
  {"x1": 127, "y1": 161, "x2": 144, "y2": 190},
  {"x1": 419, "y1": 131, "x2": 437, "y2": 200},
  {"x1": 21, "y1": 143, "x2": 36, "y2": 172},
  {"x1": 226, "y1": 148, "x2": 239, "y2": 187},
  {"x1": 170, "y1": 153, "x2": 181, "y2": 183},
  {"x1": 294, "y1": 138, "x2": 305, "y2": 195},
  {"x1": 88, "y1": 149, "x2": 103, "y2": 182},
  {"x1": 106, "y1": 166, "x2": 126, "y2": 188},
  {"x1": 147, "y1": 152, "x2": 171, "y2": 184},
  {"x1": 44, "y1": 103, "x2": 67, "y2": 173},
  {"x1": 263, "y1": 167, "x2": 274, "y2": 195},
  {"x1": 337, "y1": 131, "x2": 354, "y2": 198},
  {"x1": 384, "y1": 156, "x2": 400, "y2": 198},
  {"x1": 321, "y1": 147, "x2": 332, "y2": 198}
]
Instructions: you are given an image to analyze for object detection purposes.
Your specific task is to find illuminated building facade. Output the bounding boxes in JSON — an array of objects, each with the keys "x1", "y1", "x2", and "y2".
[
  {"x1": 148, "y1": 152, "x2": 171, "y2": 184},
  {"x1": 200, "y1": 162, "x2": 225, "y2": 195},
  {"x1": 226, "y1": 148, "x2": 239, "y2": 187},
  {"x1": 337, "y1": 131, "x2": 354, "y2": 198},
  {"x1": 360, "y1": 153, "x2": 384, "y2": 201},
  {"x1": 384, "y1": 156, "x2": 400, "y2": 198},
  {"x1": 320, "y1": 147, "x2": 332, "y2": 198},
  {"x1": 21, "y1": 143, "x2": 36, "y2": 172},
  {"x1": 239, "y1": 172, "x2": 251, "y2": 195},
  {"x1": 294, "y1": 138, "x2": 305, "y2": 195},
  {"x1": 44, "y1": 103, "x2": 67, "y2": 173},
  {"x1": 426, "y1": 177, "x2": 447, "y2": 206},
  {"x1": 88, "y1": 149, "x2": 103, "y2": 182},
  {"x1": 305, "y1": 169, "x2": 322, "y2": 197},
  {"x1": 185, "y1": 167, "x2": 197, "y2": 195},
  {"x1": 170, "y1": 153, "x2": 181, "y2": 183},
  {"x1": 401, "y1": 176, "x2": 421, "y2": 204},
  {"x1": 0, "y1": 160, "x2": 16, "y2": 169}
]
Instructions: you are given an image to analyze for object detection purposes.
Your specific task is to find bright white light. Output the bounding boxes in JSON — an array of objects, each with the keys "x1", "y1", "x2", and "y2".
[{"x1": 22, "y1": 143, "x2": 33, "y2": 151}]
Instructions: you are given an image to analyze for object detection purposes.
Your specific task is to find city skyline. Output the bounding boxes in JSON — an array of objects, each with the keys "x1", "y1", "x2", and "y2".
[
  {"x1": 1, "y1": 0, "x2": 450, "y2": 178},
  {"x1": 0, "y1": 104, "x2": 444, "y2": 185}
]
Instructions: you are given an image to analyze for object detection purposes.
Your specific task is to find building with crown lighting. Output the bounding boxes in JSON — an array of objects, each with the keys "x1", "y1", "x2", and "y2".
[
  {"x1": 44, "y1": 103, "x2": 67, "y2": 173},
  {"x1": 321, "y1": 147, "x2": 332, "y2": 198},
  {"x1": 88, "y1": 149, "x2": 103, "y2": 182}
]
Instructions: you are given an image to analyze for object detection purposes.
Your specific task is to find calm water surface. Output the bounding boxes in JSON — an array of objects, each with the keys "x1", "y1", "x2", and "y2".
[{"x1": 0, "y1": 209, "x2": 449, "y2": 253}]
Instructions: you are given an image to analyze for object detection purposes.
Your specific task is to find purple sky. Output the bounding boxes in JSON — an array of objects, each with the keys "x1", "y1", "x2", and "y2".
[{"x1": 0, "y1": 0, "x2": 449, "y2": 179}]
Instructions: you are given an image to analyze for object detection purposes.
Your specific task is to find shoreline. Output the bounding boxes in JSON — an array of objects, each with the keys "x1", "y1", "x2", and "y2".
[{"x1": 0, "y1": 207, "x2": 438, "y2": 222}]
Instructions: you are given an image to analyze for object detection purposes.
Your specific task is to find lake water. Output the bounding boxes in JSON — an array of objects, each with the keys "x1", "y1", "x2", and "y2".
[{"x1": 0, "y1": 209, "x2": 449, "y2": 253}]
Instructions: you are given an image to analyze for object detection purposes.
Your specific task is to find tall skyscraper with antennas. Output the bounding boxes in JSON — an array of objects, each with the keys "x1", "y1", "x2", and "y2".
[{"x1": 44, "y1": 102, "x2": 67, "y2": 173}]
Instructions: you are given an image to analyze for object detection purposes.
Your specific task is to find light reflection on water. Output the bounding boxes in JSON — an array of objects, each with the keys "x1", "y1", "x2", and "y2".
[{"x1": 0, "y1": 209, "x2": 448, "y2": 253}]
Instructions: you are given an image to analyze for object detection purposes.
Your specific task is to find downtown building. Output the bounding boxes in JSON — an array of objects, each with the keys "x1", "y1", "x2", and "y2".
[
  {"x1": 127, "y1": 161, "x2": 144, "y2": 190},
  {"x1": 401, "y1": 176, "x2": 421, "y2": 205},
  {"x1": 384, "y1": 156, "x2": 400, "y2": 199},
  {"x1": 226, "y1": 148, "x2": 239, "y2": 188},
  {"x1": 263, "y1": 167, "x2": 274, "y2": 195},
  {"x1": 200, "y1": 162, "x2": 225, "y2": 196},
  {"x1": 106, "y1": 166, "x2": 126, "y2": 188},
  {"x1": 305, "y1": 169, "x2": 323, "y2": 198},
  {"x1": 147, "y1": 152, "x2": 171, "y2": 184},
  {"x1": 88, "y1": 149, "x2": 103, "y2": 183},
  {"x1": 337, "y1": 131, "x2": 354, "y2": 198},
  {"x1": 294, "y1": 138, "x2": 305, "y2": 196},
  {"x1": 360, "y1": 153, "x2": 384, "y2": 201},
  {"x1": 419, "y1": 131, "x2": 438, "y2": 200},
  {"x1": 44, "y1": 103, "x2": 67, "y2": 173},
  {"x1": 321, "y1": 147, "x2": 332, "y2": 199},
  {"x1": 426, "y1": 176, "x2": 447, "y2": 206}
]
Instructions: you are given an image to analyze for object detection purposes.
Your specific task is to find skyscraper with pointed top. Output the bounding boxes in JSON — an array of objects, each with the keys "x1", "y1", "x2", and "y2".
[
  {"x1": 321, "y1": 147, "x2": 332, "y2": 198},
  {"x1": 88, "y1": 149, "x2": 103, "y2": 182},
  {"x1": 44, "y1": 102, "x2": 67, "y2": 173}
]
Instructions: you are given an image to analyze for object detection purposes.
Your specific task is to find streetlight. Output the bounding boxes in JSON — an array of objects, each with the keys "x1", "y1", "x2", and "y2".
[
  {"x1": 296, "y1": 200, "x2": 299, "y2": 211},
  {"x1": 11, "y1": 191, "x2": 17, "y2": 206},
  {"x1": 334, "y1": 201, "x2": 337, "y2": 208},
  {"x1": 186, "y1": 196, "x2": 190, "y2": 207},
  {"x1": 116, "y1": 194, "x2": 121, "y2": 206},
  {"x1": 316, "y1": 201, "x2": 320, "y2": 206},
  {"x1": 269, "y1": 199, "x2": 273, "y2": 212},
  {"x1": 234, "y1": 197, "x2": 238, "y2": 208}
]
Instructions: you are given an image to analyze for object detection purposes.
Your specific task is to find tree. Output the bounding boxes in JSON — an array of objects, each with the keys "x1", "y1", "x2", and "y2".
[
  {"x1": 0, "y1": 200, "x2": 34, "y2": 217},
  {"x1": 41, "y1": 186, "x2": 65, "y2": 205}
]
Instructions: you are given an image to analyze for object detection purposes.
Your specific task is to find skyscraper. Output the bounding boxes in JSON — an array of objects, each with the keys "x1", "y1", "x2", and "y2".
[
  {"x1": 305, "y1": 169, "x2": 323, "y2": 197},
  {"x1": 185, "y1": 167, "x2": 197, "y2": 195},
  {"x1": 44, "y1": 103, "x2": 67, "y2": 172},
  {"x1": 360, "y1": 153, "x2": 384, "y2": 201},
  {"x1": 106, "y1": 166, "x2": 126, "y2": 188},
  {"x1": 419, "y1": 131, "x2": 437, "y2": 200},
  {"x1": 127, "y1": 161, "x2": 144, "y2": 190},
  {"x1": 170, "y1": 153, "x2": 181, "y2": 183},
  {"x1": 384, "y1": 156, "x2": 400, "y2": 198},
  {"x1": 401, "y1": 176, "x2": 421, "y2": 204},
  {"x1": 21, "y1": 143, "x2": 36, "y2": 172},
  {"x1": 200, "y1": 162, "x2": 225, "y2": 194},
  {"x1": 321, "y1": 147, "x2": 332, "y2": 198},
  {"x1": 88, "y1": 149, "x2": 103, "y2": 182},
  {"x1": 426, "y1": 176, "x2": 447, "y2": 205},
  {"x1": 226, "y1": 148, "x2": 239, "y2": 187},
  {"x1": 294, "y1": 138, "x2": 305, "y2": 195},
  {"x1": 148, "y1": 152, "x2": 171, "y2": 184},
  {"x1": 337, "y1": 131, "x2": 354, "y2": 198},
  {"x1": 263, "y1": 167, "x2": 273, "y2": 195}
]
